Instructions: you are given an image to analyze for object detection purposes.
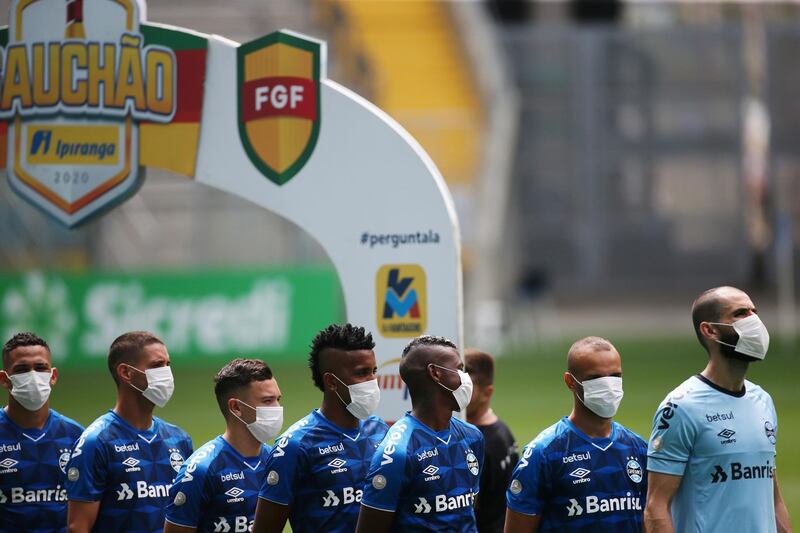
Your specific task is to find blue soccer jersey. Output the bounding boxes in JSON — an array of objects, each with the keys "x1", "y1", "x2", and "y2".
[
  {"x1": 506, "y1": 417, "x2": 648, "y2": 532},
  {"x1": 166, "y1": 436, "x2": 270, "y2": 532},
  {"x1": 361, "y1": 413, "x2": 485, "y2": 533},
  {"x1": 65, "y1": 410, "x2": 193, "y2": 533},
  {"x1": 258, "y1": 409, "x2": 389, "y2": 533},
  {"x1": 647, "y1": 375, "x2": 778, "y2": 533},
  {"x1": 0, "y1": 408, "x2": 83, "y2": 533}
]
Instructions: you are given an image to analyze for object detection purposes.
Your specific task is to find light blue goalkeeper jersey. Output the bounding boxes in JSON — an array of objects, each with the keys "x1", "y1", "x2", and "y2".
[{"x1": 647, "y1": 374, "x2": 778, "y2": 533}]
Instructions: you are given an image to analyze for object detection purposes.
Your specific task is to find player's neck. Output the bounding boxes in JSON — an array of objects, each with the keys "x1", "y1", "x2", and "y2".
[
  {"x1": 114, "y1": 390, "x2": 155, "y2": 430},
  {"x1": 412, "y1": 395, "x2": 453, "y2": 432},
  {"x1": 4, "y1": 400, "x2": 49, "y2": 429},
  {"x1": 223, "y1": 425, "x2": 262, "y2": 458},
  {"x1": 569, "y1": 403, "x2": 612, "y2": 439},
  {"x1": 467, "y1": 405, "x2": 497, "y2": 427},
  {"x1": 320, "y1": 395, "x2": 359, "y2": 430},
  {"x1": 702, "y1": 353, "x2": 748, "y2": 393}
]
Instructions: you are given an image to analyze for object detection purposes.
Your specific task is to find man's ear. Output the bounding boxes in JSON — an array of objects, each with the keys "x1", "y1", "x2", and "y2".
[
  {"x1": 116, "y1": 363, "x2": 133, "y2": 385},
  {"x1": 564, "y1": 372, "x2": 577, "y2": 392},
  {"x1": 322, "y1": 372, "x2": 337, "y2": 392},
  {"x1": 228, "y1": 397, "x2": 242, "y2": 417},
  {"x1": 50, "y1": 367, "x2": 58, "y2": 387},
  {"x1": 0, "y1": 371, "x2": 11, "y2": 391},
  {"x1": 699, "y1": 322, "x2": 719, "y2": 342},
  {"x1": 485, "y1": 384, "x2": 494, "y2": 399}
]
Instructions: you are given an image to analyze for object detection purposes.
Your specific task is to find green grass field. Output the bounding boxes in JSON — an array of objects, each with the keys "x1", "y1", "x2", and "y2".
[{"x1": 49, "y1": 337, "x2": 799, "y2": 522}]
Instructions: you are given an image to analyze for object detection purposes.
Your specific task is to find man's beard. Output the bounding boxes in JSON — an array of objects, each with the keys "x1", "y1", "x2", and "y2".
[{"x1": 719, "y1": 330, "x2": 760, "y2": 363}]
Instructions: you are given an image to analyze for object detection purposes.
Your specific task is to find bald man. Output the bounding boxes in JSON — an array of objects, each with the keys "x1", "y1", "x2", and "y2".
[
  {"x1": 644, "y1": 287, "x2": 791, "y2": 533},
  {"x1": 356, "y1": 335, "x2": 485, "y2": 533},
  {"x1": 253, "y1": 324, "x2": 388, "y2": 533},
  {"x1": 505, "y1": 336, "x2": 648, "y2": 532}
]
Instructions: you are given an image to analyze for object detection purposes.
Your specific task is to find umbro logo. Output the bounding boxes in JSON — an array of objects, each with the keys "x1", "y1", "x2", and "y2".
[
  {"x1": 0, "y1": 458, "x2": 18, "y2": 470},
  {"x1": 422, "y1": 465, "x2": 439, "y2": 476},
  {"x1": 225, "y1": 487, "x2": 244, "y2": 499},
  {"x1": 328, "y1": 458, "x2": 346, "y2": 469},
  {"x1": 569, "y1": 467, "x2": 591, "y2": 484},
  {"x1": 717, "y1": 428, "x2": 736, "y2": 445},
  {"x1": 122, "y1": 457, "x2": 141, "y2": 472},
  {"x1": 328, "y1": 457, "x2": 348, "y2": 474}
]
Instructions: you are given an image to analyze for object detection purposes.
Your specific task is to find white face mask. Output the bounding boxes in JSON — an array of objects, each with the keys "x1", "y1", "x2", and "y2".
[
  {"x1": 126, "y1": 365, "x2": 174, "y2": 408},
  {"x1": 431, "y1": 364, "x2": 473, "y2": 412},
  {"x1": 231, "y1": 400, "x2": 283, "y2": 443},
  {"x1": 5, "y1": 370, "x2": 53, "y2": 411},
  {"x1": 710, "y1": 314, "x2": 770, "y2": 360},
  {"x1": 571, "y1": 374, "x2": 623, "y2": 419},
  {"x1": 332, "y1": 374, "x2": 380, "y2": 420}
]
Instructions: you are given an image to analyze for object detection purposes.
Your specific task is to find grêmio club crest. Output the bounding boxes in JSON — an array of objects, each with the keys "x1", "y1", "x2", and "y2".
[{"x1": 237, "y1": 30, "x2": 322, "y2": 186}]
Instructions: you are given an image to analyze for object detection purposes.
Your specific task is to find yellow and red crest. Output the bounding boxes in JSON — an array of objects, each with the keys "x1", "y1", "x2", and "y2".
[{"x1": 238, "y1": 31, "x2": 322, "y2": 186}]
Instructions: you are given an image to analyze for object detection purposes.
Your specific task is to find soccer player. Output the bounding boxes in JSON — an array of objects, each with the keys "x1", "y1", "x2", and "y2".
[
  {"x1": 644, "y1": 287, "x2": 792, "y2": 532},
  {"x1": 164, "y1": 358, "x2": 282, "y2": 532},
  {"x1": 0, "y1": 332, "x2": 83, "y2": 532},
  {"x1": 252, "y1": 323, "x2": 388, "y2": 533},
  {"x1": 65, "y1": 331, "x2": 193, "y2": 533},
  {"x1": 504, "y1": 336, "x2": 648, "y2": 532},
  {"x1": 464, "y1": 348, "x2": 518, "y2": 533},
  {"x1": 356, "y1": 335, "x2": 485, "y2": 532}
]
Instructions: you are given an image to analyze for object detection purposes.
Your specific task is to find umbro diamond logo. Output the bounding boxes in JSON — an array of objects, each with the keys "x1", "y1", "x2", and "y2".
[
  {"x1": 569, "y1": 468, "x2": 590, "y2": 479},
  {"x1": 422, "y1": 465, "x2": 439, "y2": 476},
  {"x1": 224, "y1": 487, "x2": 244, "y2": 499},
  {"x1": 0, "y1": 458, "x2": 18, "y2": 469},
  {"x1": 328, "y1": 458, "x2": 346, "y2": 469},
  {"x1": 122, "y1": 457, "x2": 140, "y2": 467},
  {"x1": 717, "y1": 428, "x2": 735, "y2": 439}
]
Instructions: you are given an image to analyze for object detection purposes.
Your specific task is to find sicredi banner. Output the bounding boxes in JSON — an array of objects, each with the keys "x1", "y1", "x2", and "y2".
[
  {"x1": 0, "y1": 269, "x2": 342, "y2": 366},
  {"x1": 0, "y1": 0, "x2": 462, "y2": 421}
]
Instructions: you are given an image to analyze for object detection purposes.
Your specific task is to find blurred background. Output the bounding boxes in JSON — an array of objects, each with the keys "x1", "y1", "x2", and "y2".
[{"x1": 1, "y1": 0, "x2": 798, "y2": 518}]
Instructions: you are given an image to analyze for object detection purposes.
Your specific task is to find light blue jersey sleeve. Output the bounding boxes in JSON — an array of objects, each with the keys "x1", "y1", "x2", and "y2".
[
  {"x1": 647, "y1": 396, "x2": 696, "y2": 476},
  {"x1": 65, "y1": 421, "x2": 109, "y2": 501},
  {"x1": 258, "y1": 433, "x2": 306, "y2": 506},
  {"x1": 506, "y1": 442, "x2": 545, "y2": 516},
  {"x1": 361, "y1": 420, "x2": 411, "y2": 512},
  {"x1": 165, "y1": 442, "x2": 215, "y2": 527}
]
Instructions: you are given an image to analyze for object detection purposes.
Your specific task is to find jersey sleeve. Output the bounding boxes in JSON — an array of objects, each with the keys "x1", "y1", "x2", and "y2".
[
  {"x1": 258, "y1": 434, "x2": 306, "y2": 506},
  {"x1": 361, "y1": 423, "x2": 411, "y2": 512},
  {"x1": 165, "y1": 449, "x2": 212, "y2": 528},
  {"x1": 505, "y1": 442, "x2": 546, "y2": 516},
  {"x1": 647, "y1": 397, "x2": 696, "y2": 476},
  {"x1": 64, "y1": 426, "x2": 109, "y2": 502}
]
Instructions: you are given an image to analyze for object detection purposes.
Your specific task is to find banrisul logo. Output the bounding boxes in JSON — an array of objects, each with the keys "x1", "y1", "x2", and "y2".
[
  {"x1": 4, "y1": 0, "x2": 177, "y2": 227},
  {"x1": 238, "y1": 30, "x2": 323, "y2": 186},
  {"x1": 375, "y1": 264, "x2": 427, "y2": 338}
]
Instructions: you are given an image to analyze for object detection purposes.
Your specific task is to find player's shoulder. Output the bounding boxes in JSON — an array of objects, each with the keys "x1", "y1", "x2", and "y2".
[
  {"x1": 381, "y1": 414, "x2": 416, "y2": 448},
  {"x1": 656, "y1": 375, "x2": 708, "y2": 412},
  {"x1": 182, "y1": 437, "x2": 225, "y2": 477},
  {"x1": 612, "y1": 422, "x2": 647, "y2": 448},
  {"x1": 78, "y1": 411, "x2": 117, "y2": 443},
  {"x1": 452, "y1": 416, "x2": 484, "y2": 442},
  {"x1": 49, "y1": 408, "x2": 85, "y2": 435},
  {"x1": 524, "y1": 418, "x2": 569, "y2": 452},
  {"x1": 362, "y1": 415, "x2": 390, "y2": 435},
  {"x1": 744, "y1": 379, "x2": 773, "y2": 401},
  {"x1": 154, "y1": 416, "x2": 191, "y2": 441},
  {"x1": 272, "y1": 411, "x2": 322, "y2": 453}
]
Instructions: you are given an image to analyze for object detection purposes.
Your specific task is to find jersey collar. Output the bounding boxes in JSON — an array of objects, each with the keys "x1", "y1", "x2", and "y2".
[
  {"x1": 694, "y1": 374, "x2": 746, "y2": 398},
  {"x1": 108, "y1": 409, "x2": 158, "y2": 443},
  {"x1": 216, "y1": 435, "x2": 267, "y2": 470},
  {"x1": 406, "y1": 412, "x2": 453, "y2": 445},
  {"x1": 562, "y1": 416, "x2": 616, "y2": 451},
  {"x1": 0, "y1": 407, "x2": 53, "y2": 441},
  {"x1": 312, "y1": 409, "x2": 361, "y2": 442}
]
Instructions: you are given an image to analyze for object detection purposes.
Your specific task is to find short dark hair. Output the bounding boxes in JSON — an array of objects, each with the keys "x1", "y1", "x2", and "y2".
[
  {"x1": 464, "y1": 348, "x2": 494, "y2": 387},
  {"x1": 214, "y1": 358, "x2": 274, "y2": 417},
  {"x1": 691, "y1": 288, "x2": 729, "y2": 349},
  {"x1": 401, "y1": 335, "x2": 457, "y2": 358},
  {"x1": 308, "y1": 324, "x2": 375, "y2": 391},
  {"x1": 107, "y1": 331, "x2": 164, "y2": 384},
  {"x1": 2, "y1": 332, "x2": 50, "y2": 368}
]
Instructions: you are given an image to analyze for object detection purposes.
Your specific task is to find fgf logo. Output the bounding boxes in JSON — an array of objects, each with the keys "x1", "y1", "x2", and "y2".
[{"x1": 375, "y1": 264, "x2": 427, "y2": 338}]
